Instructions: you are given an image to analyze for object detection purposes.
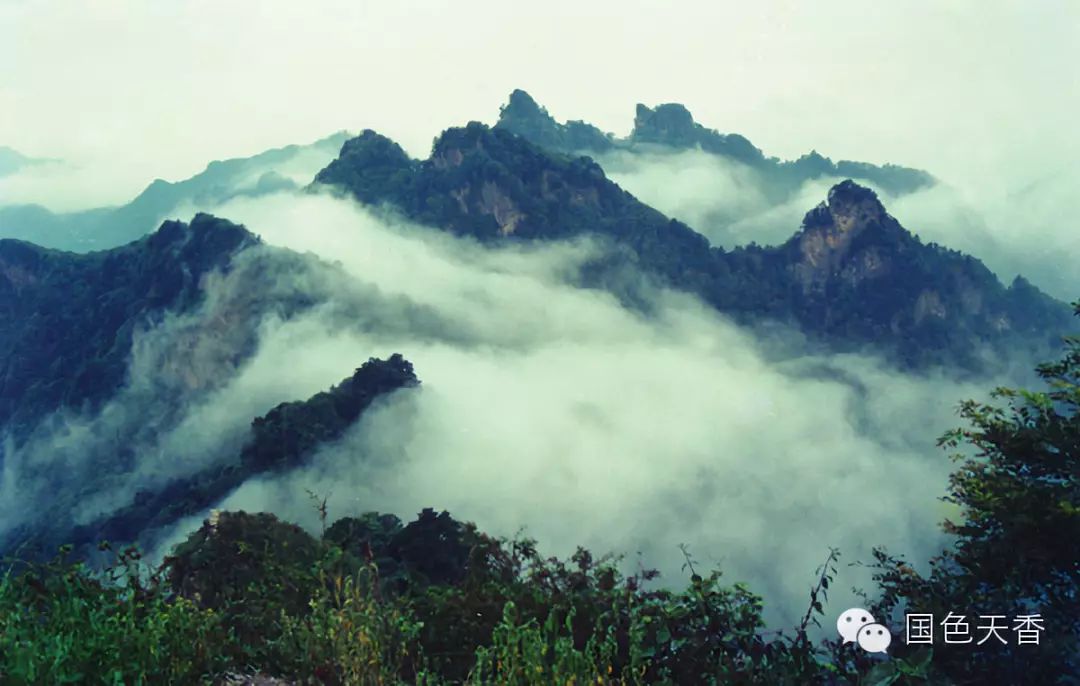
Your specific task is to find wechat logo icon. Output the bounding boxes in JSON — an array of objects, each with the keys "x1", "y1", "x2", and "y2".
[{"x1": 838, "y1": 607, "x2": 892, "y2": 654}]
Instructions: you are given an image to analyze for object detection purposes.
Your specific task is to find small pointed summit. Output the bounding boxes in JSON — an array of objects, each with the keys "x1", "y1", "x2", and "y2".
[
  {"x1": 495, "y1": 89, "x2": 613, "y2": 153},
  {"x1": 801, "y1": 180, "x2": 886, "y2": 232},
  {"x1": 826, "y1": 180, "x2": 886, "y2": 227},
  {"x1": 632, "y1": 103, "x2": 698, "y2": 146},
  {"x1": 630, "y1": 102, "x2": 765, "y2": 164},
  {"x1": 497, "y1": 89, "x2": 557, "y2": 132},
  {"x1": 312, "y1": 129, "x2": 415, "y2": 204},
  {"x1": 504, "y1": 89, "x2": 545, "y2": 117}
]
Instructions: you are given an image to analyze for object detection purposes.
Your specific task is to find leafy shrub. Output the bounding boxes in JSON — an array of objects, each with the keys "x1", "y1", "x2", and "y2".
[{"x1": 0, "y1": 545, "x2": 231, "y2": 684}]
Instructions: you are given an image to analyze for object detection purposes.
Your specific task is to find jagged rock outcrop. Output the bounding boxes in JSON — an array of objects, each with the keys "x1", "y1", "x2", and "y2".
[
  {"x1": 789, "y1": 180, "x2": 898, "y2": 294},
  {"x1": 494, "y1": 89, "x2": 935, "y2": 198},
  {"x1": 631, "y1": 102, "x2": 765, "y2": 166},
  {"x1": 496, "y1": 89, "x2": 614, "y2": 153}
]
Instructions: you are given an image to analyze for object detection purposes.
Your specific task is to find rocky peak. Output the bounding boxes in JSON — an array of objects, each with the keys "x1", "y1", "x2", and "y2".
[
  {"x1": 825, "y1": 180, "x2": 886, "y2": 231},
  {"x1": 495, "y1": 90, "x2": 613, "y2": 153},
  {"x1": 632, "y1": 103, "x2": 698, "y2": 146},
  {"x1": 500, "y1": 89, "x2": 551, "y2": 124},
  {"x1": 430, "y1": 121, "x2": 492, "y2": 168},
  {"x1": 329, "y1": 129, "x2": 412, "y2": 170},
  {"x1": 631, "y1": 102, "x2": 765, "y2": 165},
  {"x1": 800, "y1": 180, "x2": 887, "y2": 234},
  {"x1": 145, "y1": 213, "x2": 259, "y2": 263},
  {"x1": 789, "y1": 181, "x2": 901, "y2": 295},
  {"x1": 312, "y1": 130, "x2": 416, "y2": 206}
]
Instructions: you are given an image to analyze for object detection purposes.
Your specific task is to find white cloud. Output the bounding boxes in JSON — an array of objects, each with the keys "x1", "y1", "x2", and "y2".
[
  {"x1": 117, "y1": 191, "x2": 990, "y2": 626},
  {"x1": 597, "y1": 147, "x2": 846, "y2": 249}
]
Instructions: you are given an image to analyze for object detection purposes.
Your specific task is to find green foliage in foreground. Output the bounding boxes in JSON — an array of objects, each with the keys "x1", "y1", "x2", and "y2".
[
  {"x1": 0, "y1": 545, "x2": 232, "y2": 684},
  {"x1": 868, "y1": 304, "x2": 1080, "y2": 685},
  {"x1": 0, "y1": 512, "x2": 926, "y2": 686}
]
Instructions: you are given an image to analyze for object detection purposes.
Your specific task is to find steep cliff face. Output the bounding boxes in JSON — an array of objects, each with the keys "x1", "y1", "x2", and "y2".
[{"x1": 789, "y1": 180, "x2": 905, "y2": 294}]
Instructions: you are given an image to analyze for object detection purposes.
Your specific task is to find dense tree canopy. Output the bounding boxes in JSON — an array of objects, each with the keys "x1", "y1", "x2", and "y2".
[{"x1": 871, "y1": 303, "x2": 1080, "y2": 684}]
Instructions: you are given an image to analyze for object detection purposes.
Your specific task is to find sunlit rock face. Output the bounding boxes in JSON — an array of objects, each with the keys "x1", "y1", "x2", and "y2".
[{"x1": 791, "y1": 180, "x2": 896, "y2": 294}]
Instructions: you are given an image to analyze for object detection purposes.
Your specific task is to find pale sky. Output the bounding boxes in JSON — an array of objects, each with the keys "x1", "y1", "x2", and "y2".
[{"x1": 2, "y1": 0, "x2": 1078, "y2": 205}]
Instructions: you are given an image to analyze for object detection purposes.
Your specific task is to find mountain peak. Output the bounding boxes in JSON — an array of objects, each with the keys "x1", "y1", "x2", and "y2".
[
  {"x1": 146, "y1": 212, "x2": 259, "y2": 258},
  {"x1": 790, "y1": 182, "x2": 898, "y2": 290},
  {"x1": 496, "y1": 91, "x2": 560, "y2": 149},
  {"x1": 495, "y1": 90, "x2": 614, "y2": 153},
  {"x1": 331, "y1": 129, "x2": 413, "y2": 169},
  {"x1": 492, "y1": 96, "x2": 932, "y2": 197},
  {"x1": 800, "y1": 180, "x2": 887, "y2": 233},
  {"x1": 632, "y1": 103, "x2": 697, "y2": 145},
  {"x1": 631, "y1": 102, "x2": 765, "y2": 165},
  {"x1": 312, "y1": 129, "x2": 416, "y2": 205},
  {"x1": 313, "y1": 128, "x2": 1069, "y2": 370},
  {"x1": 826, "y1": 179, "x2": 886, "y2": 228},
  {"x1": 503, "y1": 89, "x2": 547, "y2": 119},
  {"x1": 432, "y1": 120, "x2": 495, "y2": 154}
]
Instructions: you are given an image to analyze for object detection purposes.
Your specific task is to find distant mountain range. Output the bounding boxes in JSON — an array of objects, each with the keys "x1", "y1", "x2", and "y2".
[
  {"x1": 0, "y1": 132, "x2": 350, "y2": 251},
  {"x1": 494, "y1": 89, "x2": 935, "y2": 199},
  {"x1": 0, "y1": 146, "x2": 58, "y2": 177}
]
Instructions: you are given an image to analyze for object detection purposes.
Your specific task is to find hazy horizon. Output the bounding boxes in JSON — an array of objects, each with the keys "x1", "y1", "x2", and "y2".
[{"x1": 2, "y1": 1, "x2": 1076, "y2": 192}]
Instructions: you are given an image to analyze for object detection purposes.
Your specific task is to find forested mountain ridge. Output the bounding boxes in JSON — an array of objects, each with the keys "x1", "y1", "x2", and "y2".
[
  {"x1": 495, "y1": 89, "x2": 935, "y2": 198},
  {"x1": 0, "y1": 213, "x2": 259, "y2": 439},
  {"x1": 0, "y1": 354, "x2": 419, "y2": 562},
  {"x1": 314, "y1": 122, "x2": 1071, "y2": 370}
]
